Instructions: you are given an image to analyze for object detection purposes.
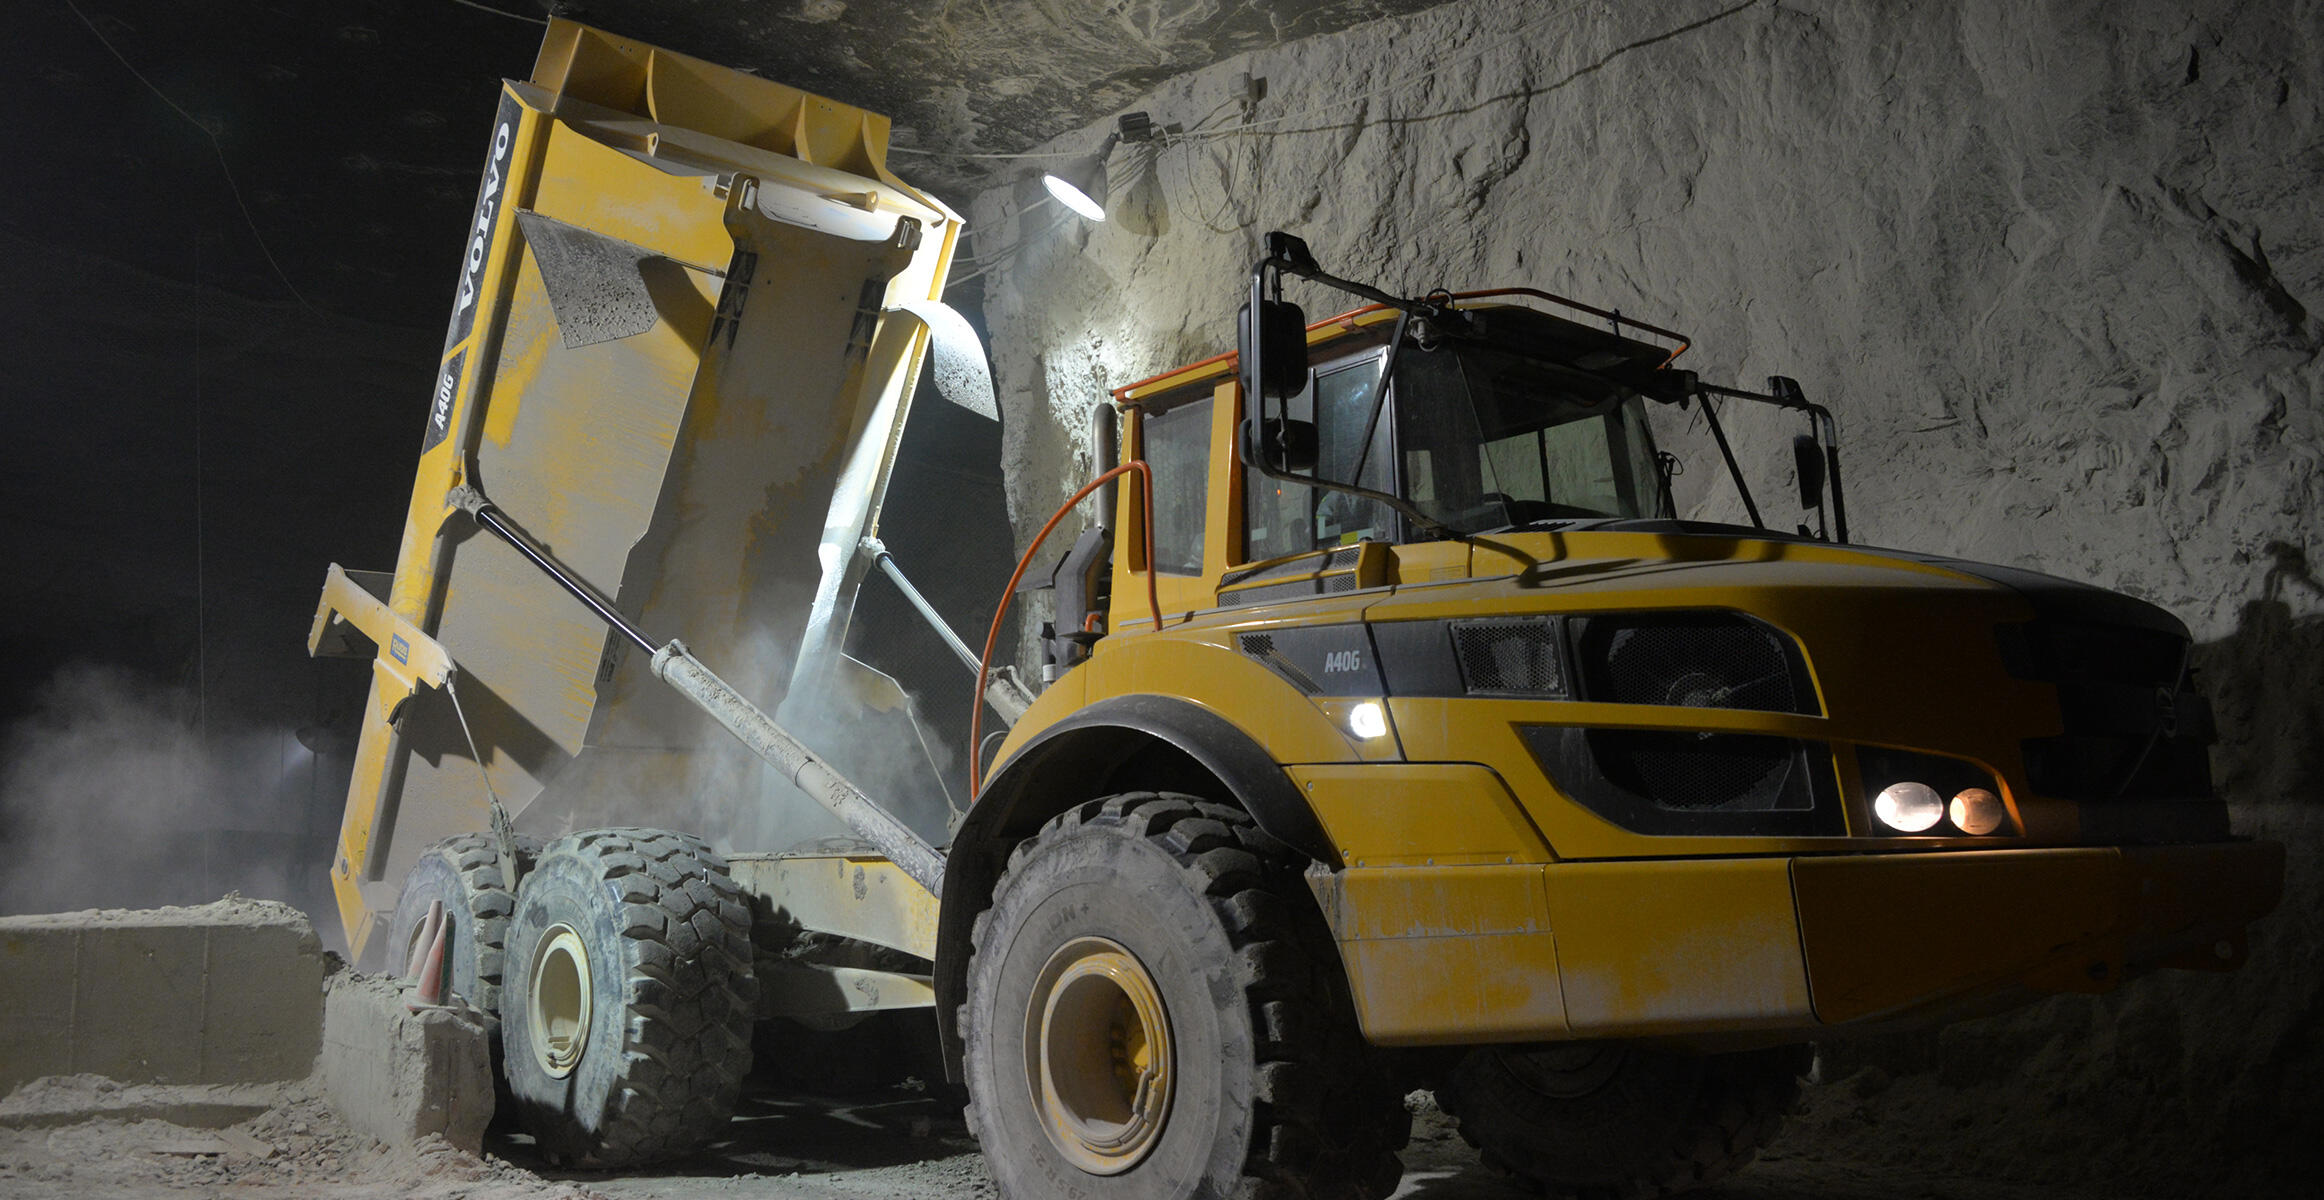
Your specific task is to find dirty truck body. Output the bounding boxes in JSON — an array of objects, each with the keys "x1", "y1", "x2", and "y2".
[{"x1": 311, "y1": 21, "x2": 2282, "y2": 1199}]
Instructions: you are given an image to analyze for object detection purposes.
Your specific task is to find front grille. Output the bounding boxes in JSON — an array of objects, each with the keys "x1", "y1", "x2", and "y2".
[
  {"x1": 1570, "y1": 612, "x2": 1817, "y2": 715},
  {"x1": 1998, "y1": 619, "x2": 2214, "y2": 804},
  {"x1": 1997, "y1": 620, "x2": 2184, "y2": 686},
  {"x1": 1452, "y1": 618, "x2": 1567, "y2": 697},
  {"x1": 2024, "y1": 733, "x2": 2213, "y2": 802}
]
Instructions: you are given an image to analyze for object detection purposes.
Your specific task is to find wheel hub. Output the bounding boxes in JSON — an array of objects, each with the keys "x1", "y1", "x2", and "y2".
[
  {"x1": 1026, "y1": 936, "x2": 1174, "y2": 1175},
  {"x1": 528, "y1": 923, "x2": 593, "y2": 1078}
]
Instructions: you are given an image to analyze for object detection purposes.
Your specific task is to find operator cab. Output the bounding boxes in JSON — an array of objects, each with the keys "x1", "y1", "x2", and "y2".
[{"x1": 1245, "y1": 306, "x2": 1676, "y2": 559}]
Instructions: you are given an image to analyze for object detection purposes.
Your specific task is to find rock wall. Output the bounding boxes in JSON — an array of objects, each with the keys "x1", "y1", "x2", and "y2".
[{"x1": 968, "y1": 0, "x2": 2322, "y2": 1189}]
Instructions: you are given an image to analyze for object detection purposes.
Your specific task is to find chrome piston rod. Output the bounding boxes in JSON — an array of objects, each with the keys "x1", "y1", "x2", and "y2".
[{"x1": 448, "y1": 486, "x2": 946, "y2": 894}]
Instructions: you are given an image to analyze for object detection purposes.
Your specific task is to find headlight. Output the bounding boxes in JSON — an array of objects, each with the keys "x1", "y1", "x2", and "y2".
[
  {"x1": 1347, "y1": 701, "x2": 1388, "y2": 740},
  {"x1": 1872, "y1": 782, "x2": 1944, "y2": 832},
  {"x1": 1948, "y1": 787, "x2": 2006, "y2": 835},
  {"x1": 1857, "y1": 746, "x2": 2014, "y2": 837}
]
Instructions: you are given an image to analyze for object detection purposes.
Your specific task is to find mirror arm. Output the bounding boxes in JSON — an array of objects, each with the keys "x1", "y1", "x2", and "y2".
[
  {"x1": 1246, "y1": 258, "x2": 1279, "y2": 466},
  {"x1": 1694, "y1": 385, "x2": 1766, "y2": 531},
  {"x1": 1345, "y1": 307, "x2": 1411, "y2": 492},
  {"x1": 1811, "y1": 404, "x2": 1849, "y2": 543}
]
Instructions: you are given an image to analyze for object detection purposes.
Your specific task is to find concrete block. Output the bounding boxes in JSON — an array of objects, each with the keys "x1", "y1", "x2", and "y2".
[
  {"x1": 0, "y1": 897, "x2": 325, "y2": 1095},
  {"x1": 317, "y1": 971, "x2": 494, "y2": 1154},
  {"x1": 201, "y1": 916, "x2": 331, "y2": 1084},
  {"x1": 72, "y1": 921, "x2": 208, "y2": 1083},
  {"x1": 0, "y1": 926, "x2": 75, "y2": 1086}
]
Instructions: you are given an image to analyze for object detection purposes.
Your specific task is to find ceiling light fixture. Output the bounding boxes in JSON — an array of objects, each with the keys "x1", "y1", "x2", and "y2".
[{"x1": 1043, "y1": 112, "x2": 1155, "y2": 223}]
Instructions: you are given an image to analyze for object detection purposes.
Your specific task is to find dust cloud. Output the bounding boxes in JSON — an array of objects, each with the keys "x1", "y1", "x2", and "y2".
[
  {"x1": 514, "y1": 611, "x2": 962, "y2": 862},
  {"x1": 0, "y1": 665, "x2": 335, "y2": 920},
  {"x1": 669, "y1": 619, "x2": 966, "y2": 860}
]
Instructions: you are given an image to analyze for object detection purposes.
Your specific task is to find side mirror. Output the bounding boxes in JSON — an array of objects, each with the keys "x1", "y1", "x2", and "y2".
[
  {"x1": 1238, "y1": 299, "x2": 1308, "y2": 401},
  {"x1": 1643, "y1": 368, "x2": 1699, "y2": 405},
  {"x1": 1239, "y1": 416, "x2": 1318, "y2": 473},
  {"x1": 1792, "y1": 435, "x2": 1826, "y2": 509}
]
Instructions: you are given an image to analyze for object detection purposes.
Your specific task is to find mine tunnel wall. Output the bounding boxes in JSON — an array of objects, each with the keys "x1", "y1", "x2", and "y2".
[{"x1": 967, "y1": 0, "x2": 2323, "y2": 1187}]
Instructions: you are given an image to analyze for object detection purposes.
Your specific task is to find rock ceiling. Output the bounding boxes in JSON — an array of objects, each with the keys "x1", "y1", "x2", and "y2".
[{"x1": 8, "y1": 0, "x2": 1446, "y2": 325}]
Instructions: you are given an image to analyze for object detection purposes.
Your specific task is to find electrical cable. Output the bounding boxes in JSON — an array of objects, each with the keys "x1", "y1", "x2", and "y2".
[
  {"x1": 445, "y1": 671, "x2": 525, "y2": 888},
  {"x1": 889, "y1": 144, "x2": 1088, "y2": 161},
  {"x1": 943, "y1": 201, "x2": 1079, "y2": 294},
  {"x1": 1172, "y1": 2, "x2": 1583, "y2": 143},
  {"x1": 193, "y1": 229, "x2": 207, "y2": 749},
  {"x1": 448, "y1": 0, "x2": 548, "y2": 25},
  {"x1": 62, "y1": 0, "x2": 318, "y2": 312}
]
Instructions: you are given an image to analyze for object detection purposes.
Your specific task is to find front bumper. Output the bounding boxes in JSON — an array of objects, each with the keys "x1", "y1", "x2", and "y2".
[{"x1": 1310, "y1": 839, "x2": 2284, "y2": 1047}]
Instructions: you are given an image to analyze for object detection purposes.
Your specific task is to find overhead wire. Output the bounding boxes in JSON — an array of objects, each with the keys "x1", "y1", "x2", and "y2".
[
  {"x1": 931, "y1": 1, "x2": 1590, "y2": 276},
  {"x1": 940, "y1": 0, "x2": 1755, "y2": 295},
  {"x1": 63, "y1": 0, "x2": 319, "y2": 312},
  {"x1": 1171, "y1": 2, "x2": 1583, "y2": 144},
  {"x1": 448, "y1": 0, "x2": 549, "y2": 25},
  {"x1": 939, "y1": 94, "x2": 1254, "y2": 292}
]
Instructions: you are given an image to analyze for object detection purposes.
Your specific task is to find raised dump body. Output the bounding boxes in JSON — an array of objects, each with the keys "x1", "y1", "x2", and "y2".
[{"x1": 309, "y1": 20, "x2": 967, "y2": 967}]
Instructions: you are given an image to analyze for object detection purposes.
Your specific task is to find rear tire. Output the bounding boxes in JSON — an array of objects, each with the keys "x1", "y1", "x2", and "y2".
[
  {"x1": 385, "y1": 832, "x2": 542, "y2": 1018},
  {"x1": 961, "y1": 793, "x2": 1408, "y2": 1199},
  {"x1": 1441, "y1": 1041, "x2": 1809, "y2": 1198},
  {"x1": 501, "y1": 827, "x2": 756, "y2": 1167}
]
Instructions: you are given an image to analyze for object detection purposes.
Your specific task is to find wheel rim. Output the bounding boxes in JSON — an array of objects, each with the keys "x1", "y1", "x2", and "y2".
[
  {"x1": 1025, "y1": 936, "x2": 1174, "y2": 1175},
  {"x1": 528, "y1": 923, "x2": 592, "y2": 1079}
]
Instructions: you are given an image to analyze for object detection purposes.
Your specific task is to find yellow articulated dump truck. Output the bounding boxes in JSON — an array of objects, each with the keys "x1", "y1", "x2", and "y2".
[{"x1": 310, "y1": 22, "x2": 2282, "y2": 1199}]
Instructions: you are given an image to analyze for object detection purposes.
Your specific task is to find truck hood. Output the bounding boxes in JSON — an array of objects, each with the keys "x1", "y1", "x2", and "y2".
[{"x1": 1444, "y1": 520, "x2": 2191, "y2": 641}]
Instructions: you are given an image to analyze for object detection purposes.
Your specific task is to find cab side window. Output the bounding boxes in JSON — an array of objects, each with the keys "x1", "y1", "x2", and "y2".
[
  {"x1": 1142, "y1": 396, "x2": 1210, "y2": 574},
  {"x1": 1244, "y1": 356, "x2": 1391, "y2": 562}
]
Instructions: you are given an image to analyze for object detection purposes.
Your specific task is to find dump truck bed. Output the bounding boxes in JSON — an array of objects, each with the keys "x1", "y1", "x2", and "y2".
[{"x1": 310, "y1": 20, "x2": 962, "y2": 965}]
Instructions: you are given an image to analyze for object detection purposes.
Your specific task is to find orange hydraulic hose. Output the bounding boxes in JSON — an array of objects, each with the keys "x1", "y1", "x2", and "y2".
[{"x1": 969, "y1": 461, "x2": 1160, "y2": 796}]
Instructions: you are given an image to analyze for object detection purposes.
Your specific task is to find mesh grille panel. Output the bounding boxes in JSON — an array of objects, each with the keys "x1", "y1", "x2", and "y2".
[
  {"x1": 1585, "y1": 729, "x2": 1810, "y2": 812},
  {"x1": 1517, "y1": 725, "x2": 1839, "y2": 835},
  {"x1": 1221, "y1": 572, "x2": 1357, "y2": 606},
  {"x1": 1452, "y1": 619, "x2": 1566, "y2": 697},
  {"x1": 1220, "y1": 546, "x2": 1360, "y2": 589},
  {"x1": 1573, "y1": 613, "x2": 1812, "y2": 714}
]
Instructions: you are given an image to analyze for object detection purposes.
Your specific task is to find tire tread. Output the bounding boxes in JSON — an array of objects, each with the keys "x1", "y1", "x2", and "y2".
[
  {"x1": 510, "y1": 827, "x2": 757, "y2": 1167},
  {"x1": 964, "y1": 792, "x2": 1408, "y2": 1199}
]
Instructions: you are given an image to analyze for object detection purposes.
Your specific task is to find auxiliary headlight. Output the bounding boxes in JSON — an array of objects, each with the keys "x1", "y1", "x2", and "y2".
[
  {"x1": 1857, "y1": 746, "x2": 2014, "y2": 837},
  {"x1": 1948, "y1": 787, "x2": 2006, "y2": 835}
]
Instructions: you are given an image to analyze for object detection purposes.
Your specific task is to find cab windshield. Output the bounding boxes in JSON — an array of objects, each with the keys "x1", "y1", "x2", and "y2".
[{"x1": 1245, "y1": 337, "x2": 1669, "y2": 560}]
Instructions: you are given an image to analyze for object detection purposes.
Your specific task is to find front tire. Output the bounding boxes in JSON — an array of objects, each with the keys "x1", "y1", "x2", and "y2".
[
  {"x1": 1441, "y1": 1041, "x2": 1809, "y2": 1198},
  {"x1": 961, "y1": 793, "x2": 1407, "y2": 1199},
  {"x1": 501, "y1": 828, "x2": 756, "y2": 1166}
]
